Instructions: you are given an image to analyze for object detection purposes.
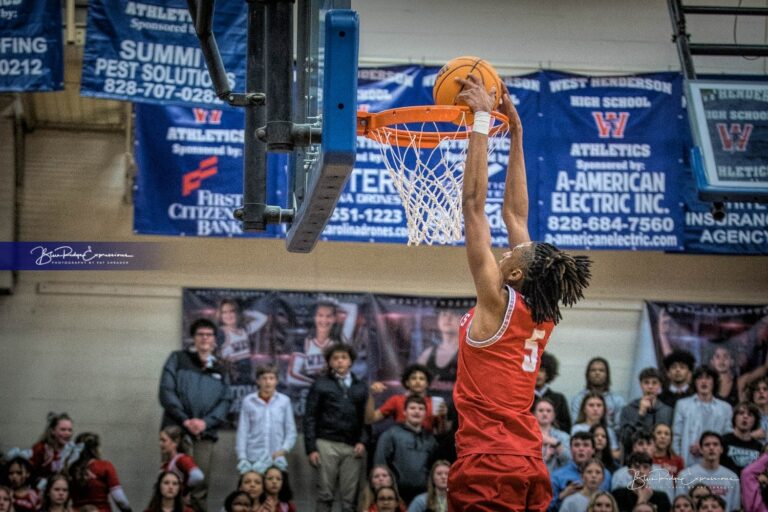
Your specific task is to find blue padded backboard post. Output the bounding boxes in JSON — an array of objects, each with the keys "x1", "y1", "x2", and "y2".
[{"x1": 286, "y1": 9, "x2": 359, "y2": 253}]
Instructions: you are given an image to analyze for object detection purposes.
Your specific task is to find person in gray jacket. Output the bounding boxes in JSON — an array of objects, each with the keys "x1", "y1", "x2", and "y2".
[
  {"x1": 159, "y1": 318, "x2": 232, "y2": 512},
  {"x1": 619, "y1": 367, "x2": 673, "y2": 454},
  {"x1": 374, "y1": 395, "x2": 439, "y2": 505}
]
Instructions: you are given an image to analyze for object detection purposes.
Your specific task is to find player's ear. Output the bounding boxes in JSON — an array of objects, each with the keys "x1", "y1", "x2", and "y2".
[{"x1": 507, "y1": 267, "x2": 524, "y2": 285}]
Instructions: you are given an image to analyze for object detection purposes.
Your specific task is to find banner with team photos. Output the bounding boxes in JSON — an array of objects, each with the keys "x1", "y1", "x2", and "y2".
[
  {"x1": 182, "y1": 288, "x2": 473, "y2": 428},
  {"x1": 629, "y1": 301, "x2": 768, "y2": 399},
  {"x1": 0, "y1": 0, "x2": 64, "y2": 92}
]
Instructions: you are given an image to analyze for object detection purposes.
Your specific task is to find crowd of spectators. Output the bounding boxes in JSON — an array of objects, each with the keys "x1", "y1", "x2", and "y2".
[{"x1": 4, "y1": 318, "x2": 768, "y2": 512}]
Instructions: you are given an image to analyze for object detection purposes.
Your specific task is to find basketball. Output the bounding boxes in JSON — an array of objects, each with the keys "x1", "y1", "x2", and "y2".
[{"x1": 432, "y1": 56, "x2": 503, "y2": 110}]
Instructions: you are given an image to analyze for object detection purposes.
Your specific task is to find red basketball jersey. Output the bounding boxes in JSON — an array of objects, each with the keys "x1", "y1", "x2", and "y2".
[{"x1": 454, "y1": 286, "x2": 554, "y2": 459}]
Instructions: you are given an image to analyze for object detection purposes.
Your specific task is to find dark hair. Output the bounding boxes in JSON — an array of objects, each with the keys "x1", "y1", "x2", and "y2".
[
  {"x1": 374, "y1": 485, "x2": 401, "y2": 503},
  {"x1": 575, "y1": 391, "x2": 608, "y2": 425},
  {"x1": 638, "y1": 367, "x2": 662, "y2": 382},
  {"x1": 42, "y1": 473, "x2": 71, "y2": 511},
  {"x1": 626, "y1": 452, "x2": 653, "y2": 468},
  {"x1": 69, "y1": 432, "x2": 100, "y2": 487},
  {"x1": 698, "y1": 430, "x2": 723, "y2": 447},
  {"x1": 696, "y1": 494, "x2": 725, "y2": 510},
  {"x1": 404, "y1": 395, "x2": 427, "y2": 410},
  {"x1": 314, "y1": 297, "x2": 339, "y2": 316},
  {"x1": 324, "y1": 343, "x2": 356, "y2": 364},
  {"x1": 692, "y1": 366, "x2": 720, "y2": 394},
  {"x1": 6, "y1": 457, "x2": 34, "y2": 487},
  {"x1": 732, "y1": 401, "x2": 761, "y2": 429},
  {"x1": 748, "y1": 376, "x2": 768, "y2": 403},
  {"x1": 223, "y1": 491, "x2": 252, "y2": 512},
  {"x1": 570, "y1": 431, "x2": 595, "y2": 448},
  {"x1": 588, "y1": 425, "x2": 618, "y2": 473},
  {"x1": 401, "y1": 364, "x2": 433, "y2": 387},
  {"x1": 256, "y1": 365, "x2": 279, "y2": 380},
  {"x1": 236, "y1": 470, "x2": 263, "y2": 494},
  {"x1": 38, "y1": 412, "x2": 73, "y2": 447},
  {"x1": 145, "y1": 471, "x2": 185, "y2": 512},
  {"x1": 260, "y1": 466, "x2": 292, "y2": 504},
  {"x1": 189, "y1": 318, "x2": 217, "y2": 337},
  {"x1": 539, "y1": 352, "x2": 560, "y2": 383},
  {"x1": 663, "y1": 350, "x2": 696, "y2": 372},
  {"x1": 631, "y1": 429, "x2": 654, "y2": 446},
  {"x1": 688, "y1": 482, "x2": 712, "y2": 498},
  {"x1": 585, "y1": 357, "x2": 612, "y2": 389},
  {"x1": 519, "y1": 242, "x2": 591, "y2": 325},
  {"x1": 161, "y1": 426, "x2": 191, "y2": 457}
]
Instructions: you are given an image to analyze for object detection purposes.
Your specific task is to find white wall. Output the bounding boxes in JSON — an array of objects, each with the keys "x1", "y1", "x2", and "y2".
[{"x1": 2, "y1": 1, "x2": 768, "y2": 510}]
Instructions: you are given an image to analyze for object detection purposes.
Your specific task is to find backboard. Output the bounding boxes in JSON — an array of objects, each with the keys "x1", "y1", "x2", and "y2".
[
  {"x1": 185, "y1": 0, "x2": 358, "y2": 253},
  {"x1": 287, "y1": 0, "x2": 358, "y2": 252},
  {"x1": 686, "y1": 80, "x2": 768, "y2": 203}
]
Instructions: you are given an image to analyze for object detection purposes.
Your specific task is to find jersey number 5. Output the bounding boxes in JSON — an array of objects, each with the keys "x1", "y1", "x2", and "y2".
[{"x1": 522, "y1": 329, "x2": 546, "y2": 372}]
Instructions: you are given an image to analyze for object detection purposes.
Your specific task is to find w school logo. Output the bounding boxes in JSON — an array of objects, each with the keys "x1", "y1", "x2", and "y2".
[
  {"x1": 716, "y1": 123, "x2": 753, "y2": 152},
  {"x1": 192, "y1": 108, "x2": 222, "y2": 124},
  {"x1": 182, "y1": 156, "x2": 218, "y2": 197},
  {"x1": 592, "y1": 111, "x2": 629, "y2": 138}
]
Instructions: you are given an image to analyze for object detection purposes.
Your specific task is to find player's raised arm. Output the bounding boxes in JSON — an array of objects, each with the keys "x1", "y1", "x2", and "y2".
[
  {"x1": 456, "y1": 75, "x2": 506, "y2": 319},
  {"x1": 499, "y1": 91, "x2": 531, "y2": 247}
]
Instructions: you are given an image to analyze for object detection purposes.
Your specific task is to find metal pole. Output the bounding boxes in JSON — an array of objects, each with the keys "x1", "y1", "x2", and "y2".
[
  {"x1": 667, "y1": 0, "x2": 697, "y2": 80},
  {"x1": 265, "y1": 0, "x2": 294, "y2": 151},
  {"x1": 240, "y1": 0, "x2": 269, "y2": 231}
]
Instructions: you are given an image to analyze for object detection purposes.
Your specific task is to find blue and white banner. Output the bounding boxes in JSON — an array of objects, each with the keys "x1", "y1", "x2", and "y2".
[
  {"x1": 0, "y1": 0, "x2": 64, "y2": 92},
  {"x1": 133, "y1": 103, "x2": 287, "y2": 237},
  {"x1": 81, "y1": 0, "x2": 246, "y2": 106},
  {"x1": 539, "y1": 71, "x2": 685, "y2": 251},
  {"x1": 132, "y1": 65, "x2": 765, "y2": 254}
]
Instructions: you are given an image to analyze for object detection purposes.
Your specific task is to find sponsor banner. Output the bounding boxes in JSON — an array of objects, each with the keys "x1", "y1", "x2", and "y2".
[
  {"x1": 133, "y1": 103, "x2": 287, "y2": 237},
  {"x1": 81, "y1": 0, "x2": 246, "y2": 106},
  {"x1": 539, "y1": 71, "x2": 685, "y2": 250},
  {"x1": 323, "y1": 67, "x2": 544, "y2": 245},
  {"x1": 0, "y1": 0, "x2": 64, "y2": 92},
  {"x1": 183, "y1": 288, "x2": 471, "y2": 427},
  {"x1": 630, "y1": 301, "x2": 768, "y2": 398}
]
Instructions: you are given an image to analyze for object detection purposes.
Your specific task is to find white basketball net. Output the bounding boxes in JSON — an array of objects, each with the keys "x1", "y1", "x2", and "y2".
[{"x1": 367, "y1": 112, "x2": 509, "y2": 246}]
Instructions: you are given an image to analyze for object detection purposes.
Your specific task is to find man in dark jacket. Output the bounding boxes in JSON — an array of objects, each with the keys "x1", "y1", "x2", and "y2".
[
  {"x1": 374, "y1": 395, "x2": 439, "y2": 504},
  {"x1": 159, "y1": 318, "x2": 232, "y2": 512},
  {"x1": 619, "y1": 367, "x2": 673, "y2": 453},
  {"x1": 304, "y1": 343, "x2": 368, "y2": 512}
]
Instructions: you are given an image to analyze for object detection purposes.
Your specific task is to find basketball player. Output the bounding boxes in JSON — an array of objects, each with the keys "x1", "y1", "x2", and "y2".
[{"x1": 447, "y1": 74, "x2": 592, "y2": 512}]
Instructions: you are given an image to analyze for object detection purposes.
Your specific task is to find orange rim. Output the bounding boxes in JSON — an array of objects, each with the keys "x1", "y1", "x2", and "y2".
[{"x1": 356, "y1": 106, "x2": 509, "y2": 148}]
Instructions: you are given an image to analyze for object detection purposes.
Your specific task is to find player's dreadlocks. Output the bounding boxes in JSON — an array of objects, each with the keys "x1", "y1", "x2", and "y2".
[{"x1": 520, "y1": 242, "x2": 592, "y2": 325}]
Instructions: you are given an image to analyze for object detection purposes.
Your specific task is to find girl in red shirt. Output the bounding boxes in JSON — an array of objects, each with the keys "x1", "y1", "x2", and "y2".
[
  {"x1": 159, "y1": 427, "x2": 203, "y2": 494},
  {"x1": 652, "y1": 423, "x2": 685, "y2": 477},
  {"x1": 68, "y1": 433, "x2": 130, "y2": 512},
  {"x1": 6, "y1": 458, "x2": 40, "y2": 512},
  {"x1": 30, "y1": 414, "x2": 74, "y2": 485}
]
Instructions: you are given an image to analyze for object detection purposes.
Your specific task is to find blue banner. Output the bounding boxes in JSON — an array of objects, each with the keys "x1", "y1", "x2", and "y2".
[
  {"x1": 0, "y1": 0, "x2": 64, "y2": 92},
  {"x1": 81, "y1": 0, "x2": 246, "y2": 107},
  {"x1": 133, "y1": 103, "x2": 287, "y2": 237},
  {"x1": 322, "y1": 66, "x2": 544, "y2": 245},
  {"x1": 539, "y1": 71, "x2": 685, "y2": 251}
]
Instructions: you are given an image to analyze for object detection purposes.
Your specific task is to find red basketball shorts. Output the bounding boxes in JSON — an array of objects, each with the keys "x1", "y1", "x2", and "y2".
[{"x1": 447, "y1": 453, "x2": 552, "y2": 512}]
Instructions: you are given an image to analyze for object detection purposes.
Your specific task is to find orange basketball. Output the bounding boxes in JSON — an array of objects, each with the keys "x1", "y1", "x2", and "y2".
[{"x1": 433, "y1": 56, "x2": 503, "y2": 111}]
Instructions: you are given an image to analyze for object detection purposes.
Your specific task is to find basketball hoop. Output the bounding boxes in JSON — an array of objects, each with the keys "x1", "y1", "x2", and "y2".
[{"x1": 356, "y1": 105, "x2": 509, "y2": 246}]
